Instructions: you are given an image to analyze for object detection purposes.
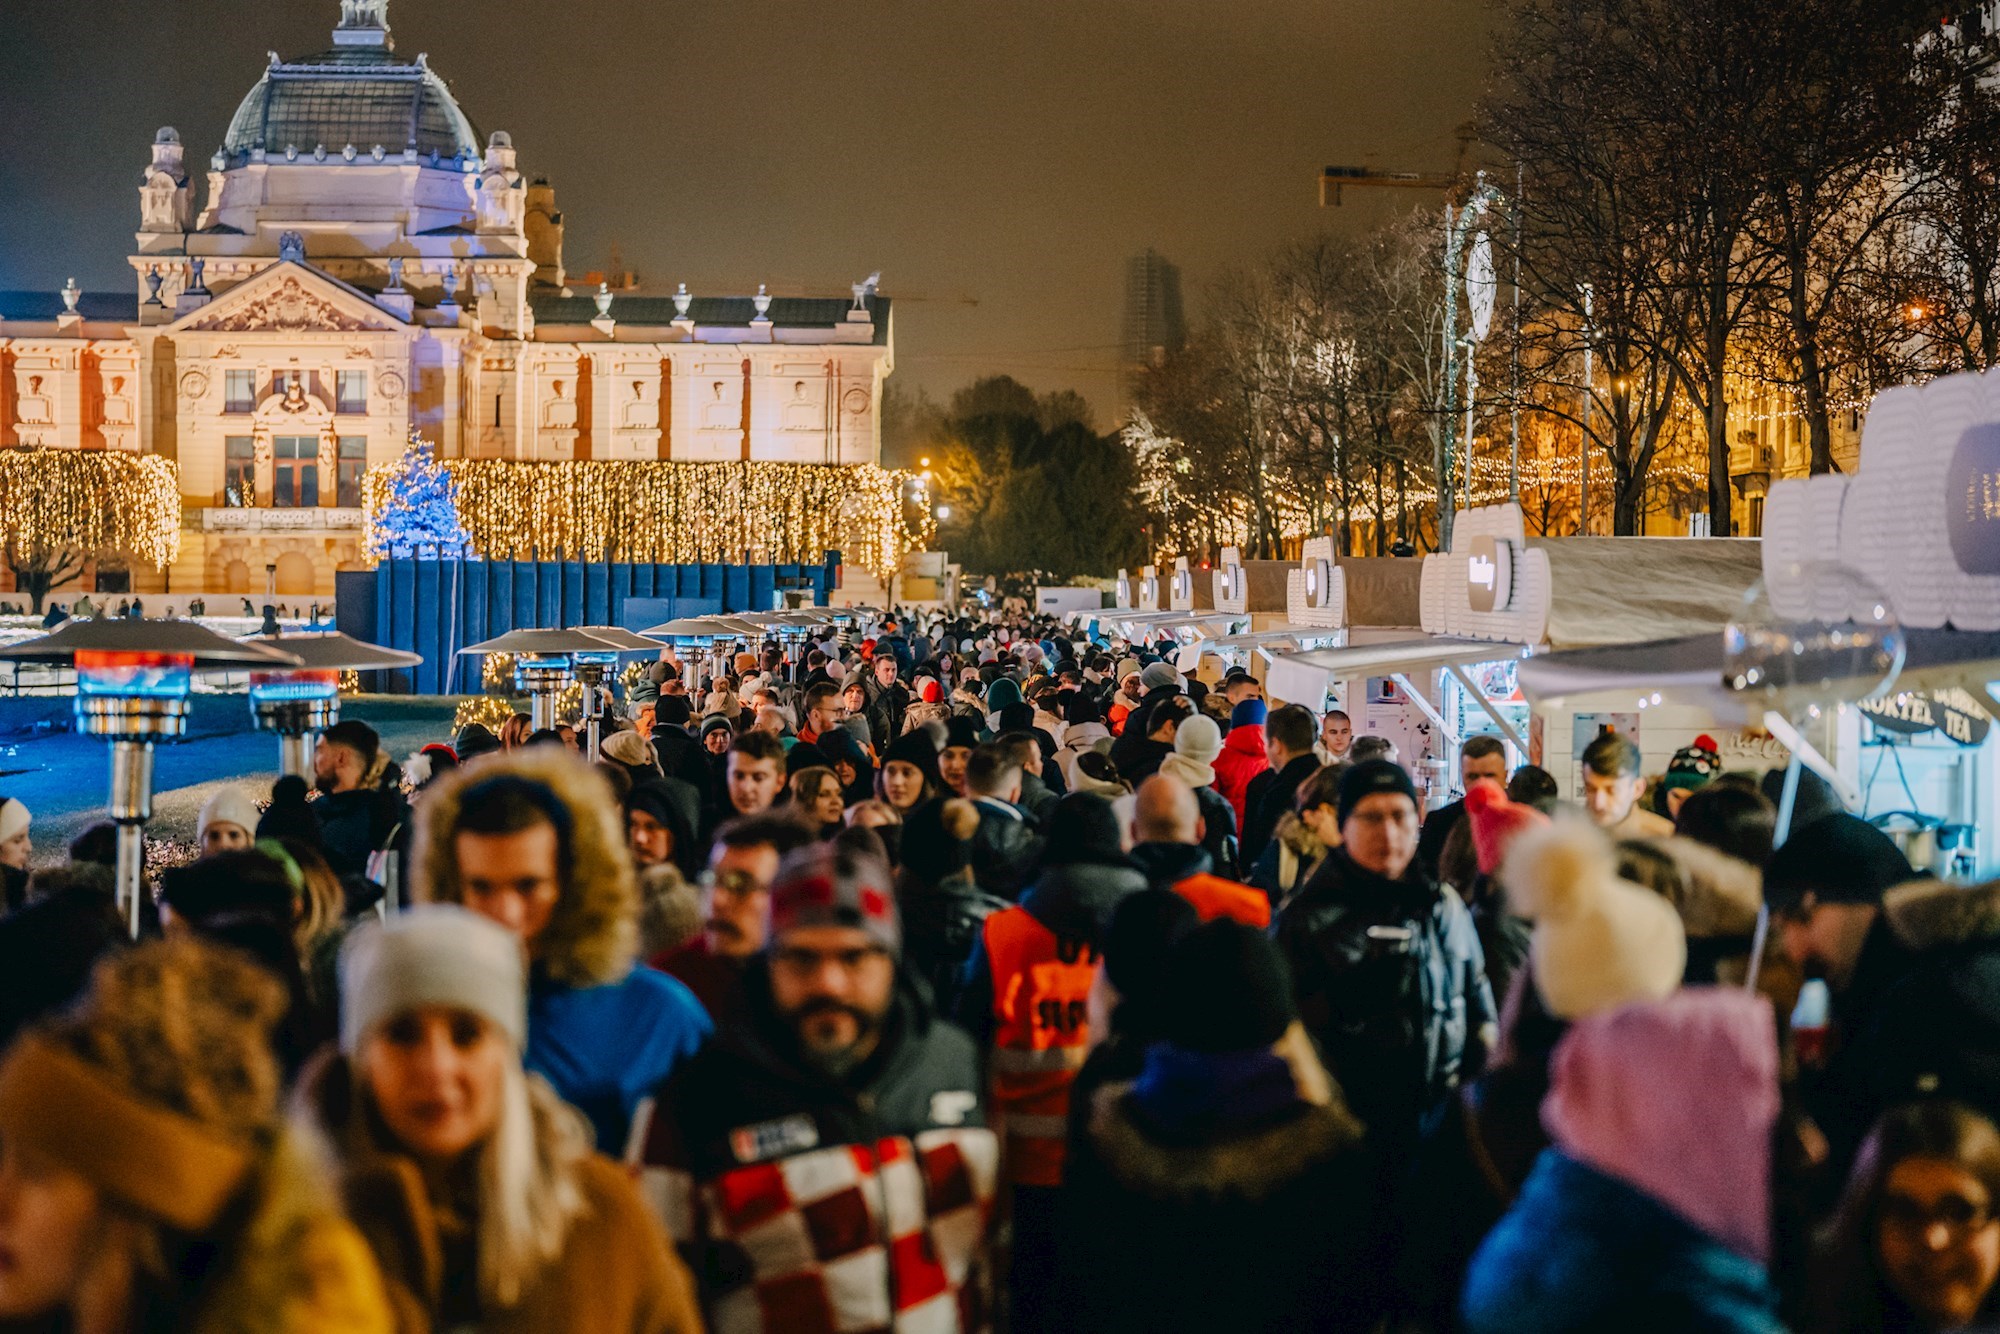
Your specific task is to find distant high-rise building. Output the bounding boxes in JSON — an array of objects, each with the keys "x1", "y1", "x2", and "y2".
[{"x1": 1121, "y1": 249, "x2": 1185, "y2": 414}]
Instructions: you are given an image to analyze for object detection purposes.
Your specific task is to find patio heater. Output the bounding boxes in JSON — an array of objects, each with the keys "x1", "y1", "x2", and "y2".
[
  {"x1": 459, "y1": 629, "x2": 629, "y2": 734},
  {"x1": 241, "y1": 631, "x2": 423, "y2": 778},
  {"x1": 0, "y1": 619, "x2": 302, "y2": 938},
  {"x1": 572, "y1": 626, "x2": 665, "y2": 760},
  {"x1": 642, "y1": 617, "x2": 754, "y2": 692}
]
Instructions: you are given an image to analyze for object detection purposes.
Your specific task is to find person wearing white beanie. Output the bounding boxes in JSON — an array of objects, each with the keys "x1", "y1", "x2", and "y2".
[
  {"x1": 196, "y1": 786, "x2": 259, "y2": 856},
  {"x1": 1501, "y1": 817, "x2": 1687, "y2": 1021},
  {"x1": 0, "y1": 796, "x2": 30, "y2": 870},
  {"x1": 311, "y1": 903, "x2": 704, "y2": 1331}
]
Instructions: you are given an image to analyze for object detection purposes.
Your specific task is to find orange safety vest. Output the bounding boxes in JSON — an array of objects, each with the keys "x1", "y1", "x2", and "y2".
[
  {"x1": 982, "y1": 905, "x2": 1099, "y2": 1189},
  {"x1": 1173, "y1": 872, "x2": 1272, "y2": 929}
]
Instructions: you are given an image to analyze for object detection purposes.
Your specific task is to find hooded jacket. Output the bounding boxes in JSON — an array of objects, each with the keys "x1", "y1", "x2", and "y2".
[
  {"x1": 302, "y1": 1056, "x2": 701, "y2": 1334},
  {"x1": 636, "y1": 960, "x2": 996, "y2": 1334},
  {"x1": 1462, "y1": 990, "x2": 1784, "y2": 1334},
  {"x1": 413, "y1": 750, "x2": 712, "y2": 1152},
  {"x1": 1063, "y1": 1067, "x2": 1380, "y2": 1333},
  {"x1": 1211, "y1": 721, "x2": 1270, "y2": 828}
]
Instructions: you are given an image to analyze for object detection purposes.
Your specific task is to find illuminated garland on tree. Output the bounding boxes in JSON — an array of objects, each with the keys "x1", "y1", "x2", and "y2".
[
  {"x1": 0, "y1": 448, "x2": 181, "y2": 610},
  {"x1": 363, "y1": 433, "x2": 473, "y2": 560},
  {"x1": 364, "y1": 459, "x2": 931, "y2": 576}
]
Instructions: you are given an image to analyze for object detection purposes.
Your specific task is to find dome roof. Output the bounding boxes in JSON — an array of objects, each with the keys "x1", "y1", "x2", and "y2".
[{"x1": 220, "y1": 42, "x2": 481, "y2": 167}]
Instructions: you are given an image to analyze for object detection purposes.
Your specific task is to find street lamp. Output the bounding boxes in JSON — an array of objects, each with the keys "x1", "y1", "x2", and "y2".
[
  {"x1": 240, "y1": 631, "x2": 423, "y2": 779},
  {"x1": 0, "y1": 619, "x2": 302, "y2": 938}
]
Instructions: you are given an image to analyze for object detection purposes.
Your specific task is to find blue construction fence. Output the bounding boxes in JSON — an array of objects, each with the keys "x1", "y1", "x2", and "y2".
[{"x1": 337, "y1": 554, "x2": 841, "y2": 695}]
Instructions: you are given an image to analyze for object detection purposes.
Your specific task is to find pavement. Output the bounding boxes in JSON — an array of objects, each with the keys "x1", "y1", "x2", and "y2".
[{"x1": 5, "y1": 695, "x2": 466, "y2": 855}]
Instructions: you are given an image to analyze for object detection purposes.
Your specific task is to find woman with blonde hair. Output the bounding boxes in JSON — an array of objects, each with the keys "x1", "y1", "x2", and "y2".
[
  {"x1": 0, "y1": 937, "x2": 393, "y2": 1331},
  {"x1": 301, "y1": 904, "x2": 702, "y2": 1333}
]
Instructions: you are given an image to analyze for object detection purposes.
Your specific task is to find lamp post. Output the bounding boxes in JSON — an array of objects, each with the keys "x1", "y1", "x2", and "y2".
[
  {"x1": 0, "y1": 620, "x2": 302, "y2": 938},
  {"x1": 241, "y1": 631, "x2": 424, "y2": 778}
]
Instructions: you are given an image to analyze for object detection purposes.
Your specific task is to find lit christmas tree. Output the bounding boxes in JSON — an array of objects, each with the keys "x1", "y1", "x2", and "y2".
[{"x1": 364, "y1": 431, "x2": 474, "y2": 559}]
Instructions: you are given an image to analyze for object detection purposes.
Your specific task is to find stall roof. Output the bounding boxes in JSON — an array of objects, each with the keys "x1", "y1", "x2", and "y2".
[
  {"x1": 1283, "y1": 633, "x2": 1536, "y2": 679},
  {"x1": 1517, "y1": 626, "x2": 2000, "y2": 715},
  {"x1": 1530, "y1": 537, "x2": 1764, "y2": 650}
]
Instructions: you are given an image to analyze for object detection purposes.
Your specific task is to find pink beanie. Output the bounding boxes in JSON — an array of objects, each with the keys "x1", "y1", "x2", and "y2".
[{"x1": 1464, "y1": 778, "x2": 1548, "y2": 876}]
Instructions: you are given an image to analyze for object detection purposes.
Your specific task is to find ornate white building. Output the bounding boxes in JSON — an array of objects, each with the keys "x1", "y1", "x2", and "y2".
[{"x1": 0, "y1": 0, "x2": 893, "y2": 598}]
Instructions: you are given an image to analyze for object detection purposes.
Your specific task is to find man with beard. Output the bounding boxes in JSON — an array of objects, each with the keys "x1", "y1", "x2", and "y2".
[
  {"x1": 655, "y1": 812, "x2": 816, "y2": 1029},
  {"x1": 636, "y1": 842, "x2": 996, "y2": 1334}
]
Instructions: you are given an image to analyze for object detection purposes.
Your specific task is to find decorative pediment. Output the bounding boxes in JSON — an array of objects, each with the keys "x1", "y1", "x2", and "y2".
[{"x1": 175, "y1": 263, "x2": 401, "y2": 335}]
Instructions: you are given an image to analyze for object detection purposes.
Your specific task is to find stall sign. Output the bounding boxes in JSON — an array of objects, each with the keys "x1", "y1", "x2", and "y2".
[
  {"x1": 1469, "y1": 535, "x2": 1514, "y2": 613},
  {"x1": 1857, "y1": 688, "x2": 1993, "y2": 747}
]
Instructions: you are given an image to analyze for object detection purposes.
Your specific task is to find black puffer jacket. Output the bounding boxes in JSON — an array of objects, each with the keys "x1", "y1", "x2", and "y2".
[
  {"x1": 1275, "y1": 849, "x2": 1497, "y2": 1151},
  {"x1": 898, "y1": 869, "x2": 1010, "y2": 1019},
  {"x1": 965, "y1": 799, "x2": 1045, "y2": 901}
]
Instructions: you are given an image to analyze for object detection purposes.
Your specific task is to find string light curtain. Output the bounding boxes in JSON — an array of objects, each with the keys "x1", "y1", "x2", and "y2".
[
  {"x1": 0, "y1": 448, "x2": 181, "y2": 570},
  {"x1": 366, "y1": 460, "x2": 930, "y2": 576}
]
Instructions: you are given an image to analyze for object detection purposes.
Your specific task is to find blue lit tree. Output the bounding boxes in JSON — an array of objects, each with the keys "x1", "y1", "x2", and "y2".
[{"x1": 365, "y1": 431, "x2": 474, "y2": 559}]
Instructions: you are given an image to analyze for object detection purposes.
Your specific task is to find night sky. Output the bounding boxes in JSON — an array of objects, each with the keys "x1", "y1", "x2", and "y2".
[{"x1": 0, "y1": 0, "x2": 1489, "y2": 424}]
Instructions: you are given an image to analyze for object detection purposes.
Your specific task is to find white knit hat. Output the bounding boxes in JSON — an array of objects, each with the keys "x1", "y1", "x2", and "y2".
[
  {"x1": 0, "y1": 798, "x2": 29, "y2": 845},
  {"x1": 339, "y1": 905, "x2": 527, "y2": 1053},
  {"x1": 197, "y1": 787, "x2": 259, "y2": 843},
  {"x1": 1173, "y1": 714, "x2": 1223, "y2": 766},
  {"x1": 1503, "y1": 818, "x2": 1686, "y2": 1021}
]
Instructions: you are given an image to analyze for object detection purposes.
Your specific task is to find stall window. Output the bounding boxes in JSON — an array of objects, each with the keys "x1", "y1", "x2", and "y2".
[
  {"x1": 224, "y1": 370, "x2": 255, "y2": 414},
  {"x1": 336, "y1": 371, "x2": 368, "y2": 415},
  {"x1": 224, "y1": 436, "x2": 255, "y2": 506},
  {"x1": 336, "y1": 437, "x2": 366, "y2": 508},
  {"x1": 273, "y1": 436, "x2": 318, "y2": 508}
]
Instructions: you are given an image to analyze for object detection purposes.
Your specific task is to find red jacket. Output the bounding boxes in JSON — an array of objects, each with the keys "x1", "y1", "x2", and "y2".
[{"x1": 1212, "y1": 722, "x2": 1270, "y2": 828}]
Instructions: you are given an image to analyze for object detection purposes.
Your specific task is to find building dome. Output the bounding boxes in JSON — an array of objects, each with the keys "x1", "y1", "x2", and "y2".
[{"x1": 218, "y1": 2, "x2": 481, "y2": 166}]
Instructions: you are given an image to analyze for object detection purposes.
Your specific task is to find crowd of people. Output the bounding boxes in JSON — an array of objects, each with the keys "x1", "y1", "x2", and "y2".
[{"x1": 0, "y1": 607, "x2": 1998, "y2": 1332}]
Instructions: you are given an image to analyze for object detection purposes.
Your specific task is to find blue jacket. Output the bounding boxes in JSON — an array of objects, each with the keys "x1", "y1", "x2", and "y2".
[
  {"x1": 526, "y1": 967, "x2": 712, "y2": 1154},
  {"x1": 1463, "y1": 1148, "x2": 1786, "y2": 1334}
]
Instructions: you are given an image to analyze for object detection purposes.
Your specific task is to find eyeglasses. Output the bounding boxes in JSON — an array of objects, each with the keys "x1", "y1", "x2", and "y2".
[
  {"x1": 700, "y1": 868, "x2": 767, "y2": 899},
  {"x1": 1881, "y1": 1191, "x2": 1996, "y2": 1247}
]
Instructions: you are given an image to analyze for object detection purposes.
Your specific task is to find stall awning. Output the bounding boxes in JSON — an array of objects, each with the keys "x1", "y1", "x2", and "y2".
[
  {"x1": 1266, "y1": 632, "x2": 1531, "y2": 706},
  {"x1": 1517, "y1": 627, "x2": 2000, "y2": 716},
  {"x1": 1531, "y1": 538, "x2": 1765, "y2": 650}
]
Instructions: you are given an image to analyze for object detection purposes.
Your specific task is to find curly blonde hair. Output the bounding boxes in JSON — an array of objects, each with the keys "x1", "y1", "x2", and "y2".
[
  {"x1": 43, "y1": 936, "x2": 286, "y2": 1145},
  {"x1": 410, "y1": 747, "x2": 639, "y2": 988}
]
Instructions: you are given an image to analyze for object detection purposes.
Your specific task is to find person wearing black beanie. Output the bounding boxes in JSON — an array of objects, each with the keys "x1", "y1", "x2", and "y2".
[{"x1": 1062, "y1": 918, "x2": 1379, "y2": 1333}]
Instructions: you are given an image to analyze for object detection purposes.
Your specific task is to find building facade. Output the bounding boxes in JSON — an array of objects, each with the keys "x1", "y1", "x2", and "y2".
[{"x1": 0, "y1": 0, "x2": 892, "y2": 599}]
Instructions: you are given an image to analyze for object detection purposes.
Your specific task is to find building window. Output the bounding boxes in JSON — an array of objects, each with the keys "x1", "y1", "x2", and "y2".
[
  {"x1": 224, "y1": 436, "x2": 255, "y2": 506},
  {"x1": 336, "y1": 371, "x2": 368, "y2": 415},
  {"x1": 337, "y1": 437, "x2": 367, "y2": 507},
  {"x1": 273, "y1": 436, "x2": 319, "y2": 508},
  {"x1": 224, "y1": 370, "x2": 256, "y2": 414},
  {"x1": 493, "y1": 394, "x2": 502, "y2": 428}
]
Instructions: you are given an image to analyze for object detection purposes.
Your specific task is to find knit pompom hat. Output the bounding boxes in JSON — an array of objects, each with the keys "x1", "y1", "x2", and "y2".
[
  {"x1": 1464, "y1": 778, "x2": 1549, "y2": 877},
  {"x1": 1502, "y1": 818, "x2": 1686, "y2": 1021}
]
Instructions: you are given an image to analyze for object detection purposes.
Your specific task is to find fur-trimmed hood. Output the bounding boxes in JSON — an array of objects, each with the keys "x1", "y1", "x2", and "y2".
[
  {"x1": 411, "y1": 748, "x2": 639, "y2": 989},
  {"x1": 1274, "y1": 812, "x2": 1330, "y2": 861},
  {"x1": 1885, "y1": 876, "x2": 2000, "y2": 953},
  {"x1": 1642, "y1": 836, "x2": 1763, "y2": 939},
  {"x1": 1085, "y1": 1080, "x2": 1364, "y2": 1203}
]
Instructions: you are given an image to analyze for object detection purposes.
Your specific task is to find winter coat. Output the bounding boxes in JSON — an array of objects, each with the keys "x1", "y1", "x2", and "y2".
[
  {"x1": 1108, "y1": 731, "x2": 1173, "y2": 787},
  {"x1": 1247, "y1": 813, "x2": 1329, "y2": 909},
  {"x1": 1017, "y1": 771, "x2": 1062, "y2": 829},
  {"x1": 1822, "y1": 875, "x2": 2000, "y2": 1173},
  {"x1": 303, "y1": 1056, "x2": 701, "y2": 1334},
  {"x1": 656, "y1": 935, "x2": 750, "y2": 1033},
  {"x1": 864, "y1": 675, "x2": 911, "y2": 749},
  {"x1": 899, "y1": 869, "x2": 1011, "y2": 1019},
  {"x1": 1062, "y1": 1066, "x2": 1383, "y2": 1333},
  {"x1": 1126, "y1": 842, "x2": 1268, "y2": 929},
  {"x1": 1242, "y1": 754, "x2": 1321, "y2": 869},
  {"x1": 176, "y1": 1129, "x2": 395, "y2": 1334},
  {"x1": 637, "y1": 961, "x2": 997, "y2": 1334},
  {"x1": 901, "y1": 699, "x2": 951, "y2": 735},
  {"x1": 965, "y1": 797, "x2": 1045, "y2": 901},
  {"x1": 414, "y1": 749, "x2": 711, "y2": 1151},
  {"x1": 1191, "y1": 782, "x2": 1239, "y2": 877},
  {"x1": 1415, "y1": 796, "x2": 1467, "y2": 884},
  {"x1": 312, "y1": 784, "x2": 408, "y2": 882},
  {"x1": 1211, "y1": 721, "x2": 1269, "y2": 829},
  {"x1": 1275, "y1": 849, "x2": 1496, "y2": 1150},
  {"x1": 1462, "y1": 1150, "x2": 1786, "y2": 1334},
  {"x1": 1107, "y1": 689, "x2": 1143, "y2": 737},
  {"x1": 955, "y1": 858, "x2": 1147, "y2": 1047}
]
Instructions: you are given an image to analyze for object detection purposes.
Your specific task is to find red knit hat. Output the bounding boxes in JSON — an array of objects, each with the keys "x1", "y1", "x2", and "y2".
[
  {"x1": 917, "y1": 677, "x2": 943, "y2": 703},
  {"x1": 1465, "y1": 778, "x2": 1550, "y2": 876}
]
